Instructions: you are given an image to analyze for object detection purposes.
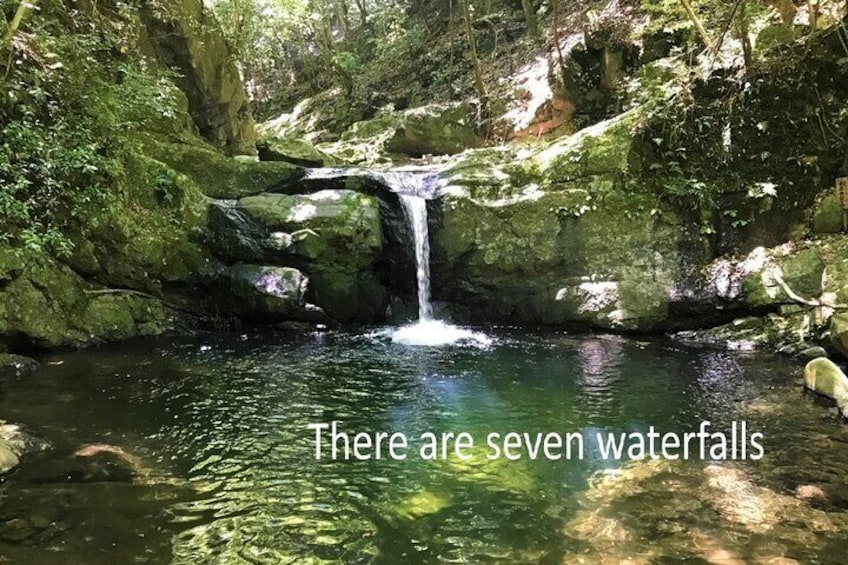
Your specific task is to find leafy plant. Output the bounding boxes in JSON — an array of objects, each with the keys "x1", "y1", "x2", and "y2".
[{"x1": 0, "y1": 2, "x2": 179, "y2": 256}]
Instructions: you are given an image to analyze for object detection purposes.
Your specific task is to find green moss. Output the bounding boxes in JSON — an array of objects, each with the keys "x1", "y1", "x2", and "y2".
[
  {"x1": 235, "y1": 190, "x2": 387, "y2": 322},
  {"x1": 781, "y1": 248, "x2": 825, "y2": 299},
  {"x1": 80, "y1": 296, "x2": 138, "y2": 342},
  {"x1": 238, "y1": 190, "x2": 382, "y2": 269},
  {"x1": 813, "y1": 195, "x2": 843, "y2": 235},
  {"x1": 536, "y1": 109, "x2": 642, "y2": 184},
  {"x1": 144, "y1": 137, "x2": 303, "y2": 199}
]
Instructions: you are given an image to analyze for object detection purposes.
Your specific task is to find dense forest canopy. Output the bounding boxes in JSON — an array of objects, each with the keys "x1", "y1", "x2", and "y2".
[{"x1": 203, "y1": 0, "x2": 848, "y2": 121}]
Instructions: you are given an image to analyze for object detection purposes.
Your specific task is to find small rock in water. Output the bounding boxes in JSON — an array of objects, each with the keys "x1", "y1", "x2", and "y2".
[
  {"x1": 795, "y1": 485, "x2": 827, "y2": 501},
  {"x1": 800, "y1": 346, "x2": 828, "y2": 360},
  {"x1": 0, "y1": 353, "x2": 39, "y2": 377},
  {"x1": 803, "y1": 357, "x2": 848, "y2": 418}
]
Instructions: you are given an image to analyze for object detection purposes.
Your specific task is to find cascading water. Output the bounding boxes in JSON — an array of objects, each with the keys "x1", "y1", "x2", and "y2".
[
  {"x1": 381, "y1": 171, "x2": 490, "y2": 347},
  {"x1": 304, "y1": 166, "x2": 490, "y2": 346},
  {"x1": 398, "y1": 194, "x2": 434, "y2": 322}
]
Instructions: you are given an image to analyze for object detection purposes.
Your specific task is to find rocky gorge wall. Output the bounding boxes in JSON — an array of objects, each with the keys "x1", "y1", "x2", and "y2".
[{"x1": 3, "y1": 2, "x2": 848, "y2": 362}]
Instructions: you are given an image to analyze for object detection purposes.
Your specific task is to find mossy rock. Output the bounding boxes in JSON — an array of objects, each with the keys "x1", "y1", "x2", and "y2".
[
  {"x1": 257, "y1": 136, "x2": 337, "y2": 167},
  {"x1": 830, "y1": 314, "x2": 848, "y2": 359},
  {"x1": 0, "y1": 258, "x2": 88, "y2": 349},
  {"x1": 385, "y1": 103, "x2": 481, "y2": 157},
  {"x1": 780, "y1": 248, "x2": 825, "y2": 299},
  {"x1": 0, "y1": 252, "x2": 177, "y2": 349},
  {"x1": 65, "y1": 149, "x2": 215, "y2": 293},
  {"x1": 0, "y1": 354, "x2": 38, "y2": 377},
  {"x1": 219, "y1": 264, "x2": 320, "y2": 322},
  {"x1": 536, "y1": 108, "x2": 642, "y2": 183},
  {"x1": 813, "y1": 194, "x2": 843, "y2": 234},
  {"x1": 304, "y1": 270, "x2": 388, "y2": 324},
  {"x1": 235, "y1": 190, "x2": 387, "y2": 322},
  {"x1": 237, "y1": 190, "x2": 383, "y2": 270},
  {"x1": 145, "y1": 138, "x2": 304, "y2": 199}
]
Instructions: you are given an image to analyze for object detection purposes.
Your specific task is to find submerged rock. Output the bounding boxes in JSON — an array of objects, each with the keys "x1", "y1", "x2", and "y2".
[
  {"x1": 564, "y1": 459, "x2": 845, "y2": 563},
  {"x1": 804, "y1": 358, "x2": 848, "y2": 418},
  {"x1": 0, "y1": 354, "x2": 38, "y2": 378}
]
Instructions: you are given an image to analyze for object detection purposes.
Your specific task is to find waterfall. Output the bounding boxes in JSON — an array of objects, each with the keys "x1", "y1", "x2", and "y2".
[
  {"x1": 304, "y1": 166, "x2": 491, "y2": 346},
  {"x1": 399, "y1": 195, "x2": 433, "y2": 322}
]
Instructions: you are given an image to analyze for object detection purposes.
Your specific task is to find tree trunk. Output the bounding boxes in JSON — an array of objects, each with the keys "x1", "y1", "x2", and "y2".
[
  {"x1": 462, "y1": 0, "x2": 488, "y2": 117},
  {"x1": 355, "y1": 0, "x2": 367, "y2": 26},
  {"x1": 448, "y1": 0, "x2": 455, "y2": 99},
  {"x1": 552, "y1": 0, "x2": 566, "y2": 75},
  {"x1": 678, "y1": 0, "x2": 714, "y2": 51},
  {"x1": 807, "y1": 0, "x2": 819, "y2": 30},
  {"x1": 336, "y1": 0, "x2": 350, "y2": 39},
  {"x1": 521, "y1": 0, "x2": 539, "y2": 39},
  {"x1": 736, "y1": 0, "x2": 753, "y2": 73},
  {"x1": 2, "y1": 0, "x2": 38, "y2": 46}
]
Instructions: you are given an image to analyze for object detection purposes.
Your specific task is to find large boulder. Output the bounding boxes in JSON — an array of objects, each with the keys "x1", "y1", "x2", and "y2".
[
  {"x1": 385, "y1": 103, "x2": 482, "y2": 157},
  {"x1": 218, "y1": 264, "x2": 327, "y2": 323},
  {"x1": 430, "y1": 110, "x2": 711, "y2": 330},
  {"x1": 319, "y1": 103, "x2": 482, "y2": 164},
  {"x1": 0, "y1": 251, "x2": 175, "y2": 349},
  {"x1": 236, "y1": 190, "x2": 388, "y2": 322},
  {"x1": 256, "y1": 120, "x2": 338, "y2": 167},
  {"x1": 804, "y1": 358, "x2": 848, "y2": 417},
  {"x1": 144, "y1": 137, "x2": 304, "y2": 200}
]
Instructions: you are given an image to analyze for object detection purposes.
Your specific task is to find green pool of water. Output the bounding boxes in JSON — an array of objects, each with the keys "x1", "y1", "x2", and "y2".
[{"x1": 1, "y1": 329, "x2": 848, "y2": 563}]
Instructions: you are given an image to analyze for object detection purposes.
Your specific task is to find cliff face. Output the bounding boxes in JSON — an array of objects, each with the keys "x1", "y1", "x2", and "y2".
[
  {"x1": 0, "y1": 0, "x2": 258, "y2": 351},
  {"x1": 136, "y1": 0, "x2": 257, "y2": 154}
]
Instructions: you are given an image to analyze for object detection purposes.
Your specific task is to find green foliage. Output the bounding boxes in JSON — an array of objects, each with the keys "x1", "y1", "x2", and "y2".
[
  {"x1": 0, "y1": 2, "x2": 180, "y2": 256},
  {"x1": 206, "y1": 0, "x2": 527, "y2": 122}
]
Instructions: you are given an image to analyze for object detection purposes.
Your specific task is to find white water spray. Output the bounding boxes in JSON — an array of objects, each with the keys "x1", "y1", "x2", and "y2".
[{"x1": 389, "y1": 175, "x2": 490, "y2": 347}]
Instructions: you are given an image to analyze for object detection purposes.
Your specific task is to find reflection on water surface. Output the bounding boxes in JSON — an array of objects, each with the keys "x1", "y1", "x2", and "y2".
[{"x1": 1, "y1": 329, "x2": 847, "y2": 563}]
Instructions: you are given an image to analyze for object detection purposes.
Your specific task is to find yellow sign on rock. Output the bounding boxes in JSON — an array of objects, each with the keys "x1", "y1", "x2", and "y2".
[{"x1": 837, "y1": 177, "x2": 848, "y2": 210}]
